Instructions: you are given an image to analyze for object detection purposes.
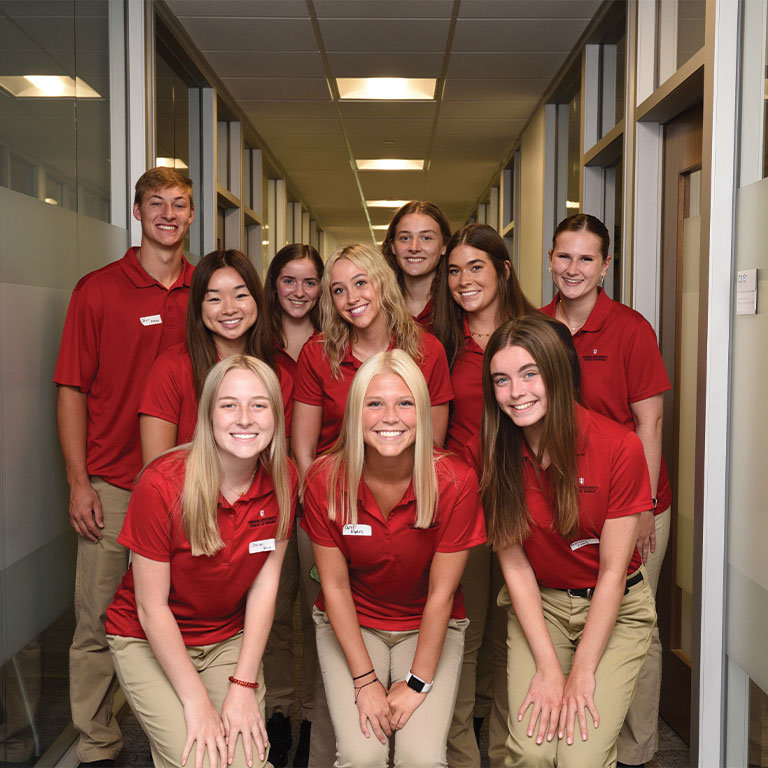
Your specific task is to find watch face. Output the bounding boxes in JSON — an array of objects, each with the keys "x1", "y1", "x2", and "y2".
[{"x1": 406, "y1": 673, "x2": 425, "y2": 692}]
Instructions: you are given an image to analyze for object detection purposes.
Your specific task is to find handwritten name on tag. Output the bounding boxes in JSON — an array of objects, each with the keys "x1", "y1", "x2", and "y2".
[
  {"x1": 343, "y1": 524, "x2": 372, "y2": 537},
  {"x1": 249, "y1": 539, "x2": 276, "y2": 554},
  {"x1": 570, "y1": 537, "x2": 599, "y2": 551},
  {"x1": 140, "y1": 314, "x2": 162, "y2": 326}
]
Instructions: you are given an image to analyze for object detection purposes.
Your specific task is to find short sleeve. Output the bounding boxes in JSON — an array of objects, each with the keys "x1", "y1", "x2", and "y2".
[
  {"x1": 54, "y1": 283, "x2": 101, "y2": 392},
  {"x1": 294, "y1": 340, "x2": 326, "y2": 406},
  {"x1": 605, "y1": 431, "x2": 653, "y2": 519},
  {"x1": 118, "y1": 464, "x2": 179, "y2": 561},
  {"x1": 139, "y1": 348, "x2": 185, "y2": 424},
  {"x1": 420, "y1": 333, "x2": 454, "y2": 406},
  {"x1": 623, "y1": 318, "x2": 671, "y2": 404},
  {"x1": 435, "y1": 458, "x2": 487, "y2": 553}
]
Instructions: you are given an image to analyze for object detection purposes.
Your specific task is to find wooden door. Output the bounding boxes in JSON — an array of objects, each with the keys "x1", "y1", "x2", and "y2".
[{"x1": 657, "y1": 103, "x2": 703, "y2": 743}]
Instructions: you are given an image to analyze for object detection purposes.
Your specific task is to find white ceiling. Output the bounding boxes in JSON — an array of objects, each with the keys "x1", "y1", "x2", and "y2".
[{"x1": 167, "y1": 0, "x2": 603, "y2": 245}]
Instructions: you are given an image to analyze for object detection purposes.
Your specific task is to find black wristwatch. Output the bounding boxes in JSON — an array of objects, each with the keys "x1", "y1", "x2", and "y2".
[{"x1": 405, "y1": 669, "x2": 433, "y2": 693}]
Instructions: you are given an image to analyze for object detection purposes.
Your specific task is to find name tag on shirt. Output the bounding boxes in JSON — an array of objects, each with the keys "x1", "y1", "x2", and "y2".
[
  {"x1": 570, "y1": 537, "x2": 599, "y2": 551},
  {"x1": 140, "y1": 314, "x2": 162, "y2": 326},
  {"x1": 343, "y1": 524, "x2": 372, "y2": 537},
  {"x1": 249, "y1": 538, "x2": 275, "y2": 554}
]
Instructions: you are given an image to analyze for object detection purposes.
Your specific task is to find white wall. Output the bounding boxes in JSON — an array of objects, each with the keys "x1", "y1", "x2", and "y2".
[{"x1": 0, "y1": 187, "x2": 128, "y2": 662}]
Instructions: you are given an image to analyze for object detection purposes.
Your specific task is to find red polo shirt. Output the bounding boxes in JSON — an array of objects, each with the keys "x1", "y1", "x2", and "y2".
[
  {"x1": 445, "y1": 317, "x2": 485, "y2": 453},
  {"x1": 301, "y1": 453, "x2": 486, "y2": 630},
  {"x1": 522, "y1": 405, "x2": 648, "y2": 588},
  {"x1": 140, "y1": 343, "x2": 294, "y2": 442},
  {"x1": 414, "y1": 297, "x2": 434, "y2": 330},
  {"x1": 541, "y1": 290, "x2": 672, "y2": 511},
  {"x1": 294, "y1": 331, "x2": 453, "y2": 454},
  {"x1": 106, "y1": 451, "x2": 298, "y2": 645},
  {"x1": 54, "y1": 248, "x2": 193, "y2": 489},
  {"x1": 276, "y1": 348, "x2": 298, "y2": 379}
]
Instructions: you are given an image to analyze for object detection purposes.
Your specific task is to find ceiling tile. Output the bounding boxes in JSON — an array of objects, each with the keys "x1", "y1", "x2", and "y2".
[
  {"x1": 447, "y1": 52, "x2": 562, "y2": 79},
  {"x1": 443, "y1": 78, "x2": 550, "y2": 101},
  {"x1": 168, "y1": 0, "x2": 309, "y2": 16},
  {"x1": 440, "y1": 100, "x2": 539, "y2": 119},
  {"x1": 314, "y1": 0, "x2": 454, "y2": 18},
  {"x1": 339, "y1": 101, "x2": 436, "y2": 120},
  {"x1": 223, "y1": 77, "x2": 330, "y2": 101},
  {"x1": 459, "y1": 0, "x2": 602, "y2": 18},
  {"x1": 326, "y1": 51, "x2": 444, "y2": 78},
  {"x1": 318, "y1": 19, "x2": 450, "y2": 52},
  {"x1": 180, "y1": 18, "x2": 317, "y2": 51},
  {"x1": 453, "y1": 19, "x2": 588, "y2": 52},
  {"x1": 238, "y1": 100, "x2": 337, "y2": 119},
  {"x1": 202, "y1": 51, "x2": 324, "y2": 78}
]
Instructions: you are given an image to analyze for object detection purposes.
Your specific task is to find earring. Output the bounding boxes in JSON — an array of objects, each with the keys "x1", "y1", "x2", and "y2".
[
  {"x1": 599, "y1": 274, "x2": 605, "y2": 288},
  {"x1": 548, "y1": 266, "x2": 552, "y2": 273}
]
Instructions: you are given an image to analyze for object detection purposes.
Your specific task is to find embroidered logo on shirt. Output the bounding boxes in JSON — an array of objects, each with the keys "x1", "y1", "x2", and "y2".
[
  {"x1": 140, "y1": 314, "x2": 162, "y2": 326},
  {"x1": 581, "y1": 347, "x2": 607, "y2": 362},
  {"x1": 577, "y1": 478, "x2": 598, "y2": 493}
]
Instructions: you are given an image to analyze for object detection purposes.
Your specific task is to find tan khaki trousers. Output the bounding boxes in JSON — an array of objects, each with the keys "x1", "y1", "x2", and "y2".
[
  {"x1": 616, "y1": 506, "x2": 671, "y2": 765},
  {"x1": 501, "y1": 571, "x2": 656, "y2": 768},
  {"x1": 69, "y1": 478, "x2": 130, "y2": 761},
  {"x1": 108, "y1": 632, "x2": 271, "y2": 768},
  {"x1": 313, "y1": 609, "x2": 467, "y2": 768}
]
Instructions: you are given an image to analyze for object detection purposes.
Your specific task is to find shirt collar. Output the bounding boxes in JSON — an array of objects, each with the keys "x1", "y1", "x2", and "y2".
[
  {"x1": 519, "y1": 403, "x2": 588, "y2": 463},
  {"x1": 120, "y1": 246, "x2": 193, "y2": 291},
  {"x1": 462, "y1": 315, "x2": 485, "y2": 354},
  {"x1": 219, "y1": 465, "x2": 274, "y2": 510},
  {"x1": 341, "y1": 337, "x2": 396, "y2": 368},
  {"x1": 578, "y1": 288, "x2": 612, "y2": 334}
]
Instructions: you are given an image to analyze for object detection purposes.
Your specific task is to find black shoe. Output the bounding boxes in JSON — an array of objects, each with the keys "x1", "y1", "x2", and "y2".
[
  {"x1": 617, "y1": 762, "x2": 645, "y2": 767},
  {"x1": 266, "y1": 712, "x2": 291, "y2": 767},
  {"x1": 292, "y1": 719, "x2": 311, "y2": 767},
  {"x1": 79, "y1": 761, "x2": 116, "y2": 767},
  {"x1": 473, "y1": 716, "x2": 484, "y2": 745}
]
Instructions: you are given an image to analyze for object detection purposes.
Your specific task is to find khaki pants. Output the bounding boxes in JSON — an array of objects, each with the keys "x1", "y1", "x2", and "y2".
[
  {"x1": 108, "y1": 632, "x2": 271, "y2": 768},
  {"x1": 447, "y1": 544, "x2": 490, "y2": 767},
  {"x1": 616, "y1": 506, "x2": 671, "y2": 765},
  {"x1": 69, "y1": 478, "x2": 130, "y2": 761},
  {"x1": 263, "y1": 523, "x2": 317, "y2": 720},
  {"x1": 501, "y1": 571, "x2": 656, "y2": 768},
  {"x1": 314, "y1": 609, "x2": 467, "y2": 768}
]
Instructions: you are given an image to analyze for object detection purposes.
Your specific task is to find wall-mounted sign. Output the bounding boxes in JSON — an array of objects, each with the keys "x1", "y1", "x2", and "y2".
[{"x1": 736, "y1": 268, "x2": 758, "y2": 315}]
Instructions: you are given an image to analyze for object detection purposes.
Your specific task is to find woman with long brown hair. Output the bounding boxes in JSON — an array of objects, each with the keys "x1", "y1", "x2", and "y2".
[
  {"x1": 381, "y1": 201, "x2": 452, "y2": 328},
  {"x1": 482, "y1": 315, "x2": 655, "y2": 767}
]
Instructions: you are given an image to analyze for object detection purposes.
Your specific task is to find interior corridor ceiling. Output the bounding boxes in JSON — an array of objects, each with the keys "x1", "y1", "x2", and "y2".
[{"x1": 166, "y1": 0, "x2": 602, "y2": 245}]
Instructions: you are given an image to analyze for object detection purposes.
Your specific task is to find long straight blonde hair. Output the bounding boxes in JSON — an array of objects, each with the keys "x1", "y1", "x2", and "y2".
[
  {"x1": 181, "y1": 355, "x2": 292, "y2": 556},
  {"x1": 319, "y1": 244, "x2": 422, "y2": 378},
  {"x1": 309, "y1": 350, "x2": 438, "y2": 527}
]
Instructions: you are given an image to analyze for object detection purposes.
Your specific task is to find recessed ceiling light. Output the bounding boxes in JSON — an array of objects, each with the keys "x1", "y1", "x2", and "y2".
[
  {"x1": 44, "y1": 197, "x2": 59, "y2": 205},
  {"x1": 371, "y1": 225, "x2": 389, "y2": 231},
  {"x1": 356, "y1": 159, "x2": 424, "y2": 171},
  {"x1": 0, "y1": 75, "x2": 101, "y2": 98},
  {"x1": 366, "y1": 199, "x2": 411, "y2": 208},
  {"x1": 156, "y1": 157, "x2": 189, "y2": 170},
  {"x1": 337, "y1": 78, "x2": 436, "y2": 101}
]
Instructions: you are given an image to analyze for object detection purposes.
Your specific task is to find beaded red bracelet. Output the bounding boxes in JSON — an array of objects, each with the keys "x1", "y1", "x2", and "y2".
[{"x1": 228, "y1": 675, "x2": 259, "y2": 689}]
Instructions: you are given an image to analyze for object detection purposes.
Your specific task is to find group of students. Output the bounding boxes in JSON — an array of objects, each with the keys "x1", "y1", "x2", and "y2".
[{"x1": 55, "y1": 168, "x2": 670, "y2": 768}]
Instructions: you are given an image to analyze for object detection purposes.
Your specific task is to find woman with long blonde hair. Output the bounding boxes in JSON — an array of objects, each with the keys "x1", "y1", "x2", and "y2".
[
  {"x1": 302, "y1": 350, "x2": 485, "y2": 767},
  {"x1": 292, "y1": 243, "x2": 453, "y2": 483},
  {"x1": 107, "y1": 356, "x2": 297, "y2": 768}
]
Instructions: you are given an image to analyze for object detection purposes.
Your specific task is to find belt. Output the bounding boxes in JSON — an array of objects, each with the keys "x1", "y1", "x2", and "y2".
[{"x1": 559, "y1": 570, "x2": 644, "y2": 600}]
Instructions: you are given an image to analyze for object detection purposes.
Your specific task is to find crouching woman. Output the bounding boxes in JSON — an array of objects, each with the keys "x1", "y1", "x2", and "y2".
[
  {"x1": 481, "y1": 315, "x2": 655, "y2": 768},
  {"x1": 106, "y1": 355, "x2": 296, "y2": 768},
  {"x1": 302, "y1": 350, "x2": 486, "y2": 767}
]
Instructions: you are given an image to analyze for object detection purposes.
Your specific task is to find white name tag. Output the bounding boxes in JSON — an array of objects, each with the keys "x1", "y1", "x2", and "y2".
[
  {"x1": 343, "y1": 524, "x2": 372, "y2": 537},
  {"x1": 249, "y1": 538, "x2": 275, "y2": 554},
  {"x1": 140, "y1": 314, "x2": 162, "y2": 326},
  {"x1": 570, "y1": 537, "x2": 600, "y2": 551}
]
